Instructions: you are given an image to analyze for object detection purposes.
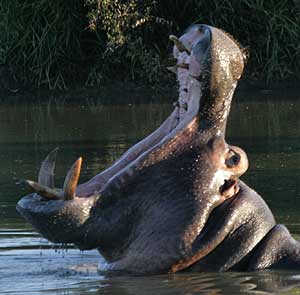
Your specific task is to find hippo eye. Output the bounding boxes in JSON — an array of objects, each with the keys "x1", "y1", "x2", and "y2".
[{"x1": 225, "y1": 149, "x2": 240, "y2": 168}]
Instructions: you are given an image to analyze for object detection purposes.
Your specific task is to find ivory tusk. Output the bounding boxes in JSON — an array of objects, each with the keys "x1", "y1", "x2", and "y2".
[
  {"x1": 25, "y1": 179, "x2": 62, "y2": 200},
  {"x1": 38, "y1": 147, "x2": 59, "y2": 188},
  {"x1": 63, "y1": 157, "x2": 82, "y2": 200}
]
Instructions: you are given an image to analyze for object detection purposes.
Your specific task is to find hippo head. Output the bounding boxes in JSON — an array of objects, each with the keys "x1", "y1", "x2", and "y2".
[{"x1": 17, "y1": 25, "x2": 247, "y2": 274}]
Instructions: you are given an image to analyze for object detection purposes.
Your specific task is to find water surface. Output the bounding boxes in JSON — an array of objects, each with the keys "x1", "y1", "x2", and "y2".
[{"x1": 1, "y1": 93, "x2": 300, "y2": 294}]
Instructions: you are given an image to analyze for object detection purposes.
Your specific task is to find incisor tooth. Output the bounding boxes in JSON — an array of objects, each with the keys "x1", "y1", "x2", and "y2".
[
  {"x1": 169, "y1": 35, "x2": 190, "y2": 54},
  {"x1": 167, "y1": 66, "x2": 177, "y2": 74}
]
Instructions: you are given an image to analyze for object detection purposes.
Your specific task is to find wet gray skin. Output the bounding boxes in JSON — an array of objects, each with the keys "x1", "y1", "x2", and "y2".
[{"x1": 17, "y1": 25, "x2": 300, "y2": 275}]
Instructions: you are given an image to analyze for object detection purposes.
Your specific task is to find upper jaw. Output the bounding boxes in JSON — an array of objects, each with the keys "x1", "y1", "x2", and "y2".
[{"x1": 171, "y1": 24, "x2": 245, "y2": 134}]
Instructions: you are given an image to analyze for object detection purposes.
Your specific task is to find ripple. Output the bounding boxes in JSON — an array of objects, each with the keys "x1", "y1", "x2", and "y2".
[{"x1": 1, "y1": 230, "x2": 300, "y2": 295}]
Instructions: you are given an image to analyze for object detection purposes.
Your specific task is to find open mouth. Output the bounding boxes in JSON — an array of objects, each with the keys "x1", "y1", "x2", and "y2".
[{"x1": 20, "y1": 25, "x2": 244, "y2": 205}]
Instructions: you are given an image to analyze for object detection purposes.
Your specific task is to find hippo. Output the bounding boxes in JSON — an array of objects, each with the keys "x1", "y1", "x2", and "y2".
[{"x1": 17, "y1": 24, "x2": 300, "y2": 275}]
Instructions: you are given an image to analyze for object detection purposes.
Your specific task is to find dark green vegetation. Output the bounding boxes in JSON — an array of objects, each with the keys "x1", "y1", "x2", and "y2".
[{"x1": 1, "y1": 0, "x2": 300, "y2": 89}]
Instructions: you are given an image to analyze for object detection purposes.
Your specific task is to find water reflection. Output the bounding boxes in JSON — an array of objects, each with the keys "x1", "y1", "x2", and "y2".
[
  {"x1": 102, "y1": 271, "x2": 300, "y2": 295},
  {"x1": 1, "y1": 94, "x2": 300, "y2": 294}
]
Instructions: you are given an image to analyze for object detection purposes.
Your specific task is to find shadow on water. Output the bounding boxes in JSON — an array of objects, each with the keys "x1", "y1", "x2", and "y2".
[{"x1": 1, "y1": 90, "x2": 300, "y2": 294}]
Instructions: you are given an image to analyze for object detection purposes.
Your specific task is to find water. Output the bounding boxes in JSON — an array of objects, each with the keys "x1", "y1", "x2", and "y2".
[{"x1": 1, "y1": 93, "x2": 300, "y2": 294}]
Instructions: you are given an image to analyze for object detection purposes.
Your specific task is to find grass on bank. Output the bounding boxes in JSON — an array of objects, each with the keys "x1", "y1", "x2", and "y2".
[{"x1": 0, "y1": 0, "x2": 299, "y2": 90}]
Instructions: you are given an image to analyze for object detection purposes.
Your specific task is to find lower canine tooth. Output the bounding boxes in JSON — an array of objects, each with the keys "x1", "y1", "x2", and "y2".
[{"x1": 25, "y1": 180, "x2": 62, "y2": 200}]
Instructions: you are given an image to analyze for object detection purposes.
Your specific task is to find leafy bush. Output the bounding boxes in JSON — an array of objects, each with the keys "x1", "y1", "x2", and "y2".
[
  {"x1": 1, "y1": 0, "x2": 89, "y2": 89},
  {"x1": 1, "y1": 0, "x2": 299, "y2": 89}
]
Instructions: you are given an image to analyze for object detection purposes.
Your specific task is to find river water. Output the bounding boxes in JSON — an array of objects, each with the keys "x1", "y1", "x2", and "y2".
[{"x1": 1, "y1": 92, "x2": 300, "y2": 294}]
